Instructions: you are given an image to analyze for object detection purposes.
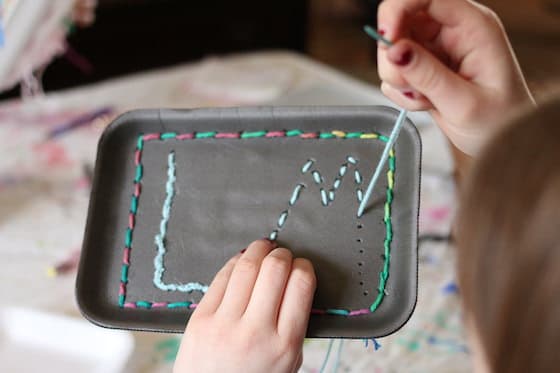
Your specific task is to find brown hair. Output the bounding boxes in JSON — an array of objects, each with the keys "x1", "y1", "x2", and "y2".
[{"x1": 457, "y1": 97, "x2": 560, "y2": 372}]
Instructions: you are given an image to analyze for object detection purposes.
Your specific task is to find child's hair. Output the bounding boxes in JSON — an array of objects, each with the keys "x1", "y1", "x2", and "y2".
[{"x1": 456, "y1": 96, "x2": 560, "y2": 372}]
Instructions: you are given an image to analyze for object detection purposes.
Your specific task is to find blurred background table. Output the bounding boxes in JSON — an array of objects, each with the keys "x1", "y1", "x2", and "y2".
[
  {"x1": 0, "y1": 51, "x2": 467, "y2": 372},
  {"x1": 3, "y1": 0, "x2": 558, "y2": 371}
]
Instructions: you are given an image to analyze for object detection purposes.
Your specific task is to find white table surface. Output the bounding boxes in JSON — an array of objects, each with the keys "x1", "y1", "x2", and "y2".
[{"x1": 0, "y1": 51, "x2": 467, "y2": 372}]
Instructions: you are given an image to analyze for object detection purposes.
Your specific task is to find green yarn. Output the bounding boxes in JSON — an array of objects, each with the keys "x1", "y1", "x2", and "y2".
[
  {"x1": 386, "y1": 189, "x2": 393, "y2": 203},
  {"x1": 168, "y1": 302, "x2": 192, "y2": 308},
  {"x1": 319, "y1": 133, "x2": 336, "y2": 139},
  {"x1": 346, "y1": 132, "x2": 362, "y2": 138},
  {"x1": 370, "y1": 294, "x2": 383, "y2": 312},
  {"x1": 134, "y1": 165, "x2": 143, "y2": 183},
  {"x1": 286, "y1": 129, "x2": 303, "y2": 137},
  {"x1": 326, "y1": 309, "x2": 350, "y2": 316},
  {"x1": 160, "y1": 132, "x2": 177, "y2": 140},
  {"x1": 389, "y1": 156, "x2": 396, "y2": 170},
  {"x1": 241, "y1": 131, "x2": 268, "y2": 138},
  {"x1": 136, "y1": 136, "x2": 144, "y2": 150},
  {"x1": 136, "y1": 301, "x2": 152, "y2": 309},
  {"x1": 195, "y1": 132, "x2": 217, "y2": 139},
  {"x1": 130, "y1": 196, "x2": 138, "y2": 214},
  {"x1": 125, "y1": 228, "x2": 132, "y2": 247},
  {"x1": 121, "y1": 265, "x2": 129, "y2": 283}
]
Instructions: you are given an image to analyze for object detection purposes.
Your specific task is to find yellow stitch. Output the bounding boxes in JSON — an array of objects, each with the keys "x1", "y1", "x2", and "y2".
[
  {"x1": 332, "y1": 130, "x2": 346, "y2": 138},
  {"x1": 387, "y1": 170, "x2": 394, "y2": 189},
  {"x1": 389, "y1": 149, "x2": 395, "y2": 157},
  {"x1": 360, "y1": 133, "x2": 378, "y2": 139}
]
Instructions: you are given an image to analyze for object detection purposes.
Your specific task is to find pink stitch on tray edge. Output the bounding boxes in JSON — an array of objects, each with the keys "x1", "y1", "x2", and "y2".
[
  {"x1": 176, "y1": 133, "x2": 194, "y2": 140},
  {"x1": 123, "y1": 247, "x2": 131, "y2": 265},
  {"x1": 143, "y1": 133, "x2": 160, "y2": 141},
  {"x1": 349, "y1": 309, "x2": 371, "y2": 316},
  {"x1": 300, "y1": 132, "x2": 318, "y2": 139},
  {"x1": 215, "y1": 132, "x2": 240, "y2": 139},
  {"x1": 265, "y1": 131, "x2": 285, "y2": 138}
]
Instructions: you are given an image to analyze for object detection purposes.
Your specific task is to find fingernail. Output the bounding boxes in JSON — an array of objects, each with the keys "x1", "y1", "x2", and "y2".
[
  {"x1": 262, "y1": 237, "x2": 278, "y2": 248},
  {"x1": 240, "y1": 248, "x2": 247, "y2": 254},
  {"x1": 394, "y1": 48, "x2": 413, "y2": 66},
  {"x1": 403, "y1": 90, "x2": 415, "y2": 99},
  {"x1": 378, "y1": 28, "x2": 386, "y2": 36}
]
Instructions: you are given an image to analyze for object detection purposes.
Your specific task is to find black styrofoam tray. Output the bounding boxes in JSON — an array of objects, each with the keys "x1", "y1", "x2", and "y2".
[{"x1": 77, "y1": 106, "x2": 421, "y2": 338}]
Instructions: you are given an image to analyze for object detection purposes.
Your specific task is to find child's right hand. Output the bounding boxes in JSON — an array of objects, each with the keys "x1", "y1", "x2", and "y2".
[
  {"x1": 173, "y1": 239, "x2": 316, "y2": 373},
  {"x1": 377, "y1": 0, "x2": 535, "y2": 156}
]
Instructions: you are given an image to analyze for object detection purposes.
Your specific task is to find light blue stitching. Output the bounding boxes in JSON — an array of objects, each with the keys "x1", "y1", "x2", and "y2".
[
  {"x1": 278, "y1": 211, "x2": 289, "y2": 228},
  {"x1": 289, "y1": 184, "x2": 306, "y2": 206},
  {"x1": 355, "y1": 170, "x2": 362, "y2": 184},
  {"x1": 312, "y1": 170, "x2": 323, "y2": 184},
  {"x1": 302, "y1": 159, "x2": 314, "y2": 173},
  {"x1": 153, "y1": 152, "x2": 209, "y2": 293},
  {"x1": 321, "y1": 189, "x2": 329, "y2": 206},
  {"x1": 269, "y1": 157, "x2": 364, "y2": 240}
]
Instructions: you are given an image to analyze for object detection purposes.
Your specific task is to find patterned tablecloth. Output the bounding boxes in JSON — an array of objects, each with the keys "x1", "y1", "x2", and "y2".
[{"x1": 0, "y1": 52, "x2": 468, "y2": 372}]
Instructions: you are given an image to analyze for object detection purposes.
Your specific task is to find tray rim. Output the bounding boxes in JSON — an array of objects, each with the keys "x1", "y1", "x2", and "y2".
[{"x1": 76, "y1": 106, "x2": 421, "y2": 338}]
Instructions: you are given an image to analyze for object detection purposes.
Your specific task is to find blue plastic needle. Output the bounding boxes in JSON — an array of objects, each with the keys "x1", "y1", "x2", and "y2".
[{"x1": 357, "y1": 25, "x2": 409, "y2": 218}]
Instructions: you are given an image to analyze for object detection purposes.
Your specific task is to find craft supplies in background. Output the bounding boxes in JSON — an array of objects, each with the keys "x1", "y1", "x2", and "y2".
[
  {"x1": 0, "y1": 51, "x2": 467, "y2": 371},
  {"x1": 46, "y1": 248, "x2": 81, "y2": 277},
  {"x1": 0, "y1": 0, "x2": 74, "y2": 93},
  {"x1": 0, "y1": 307, "x2": 134, "y2": 373},
  {"x1": 44, "y1": 106, "x2": 114, "y2": 140}
]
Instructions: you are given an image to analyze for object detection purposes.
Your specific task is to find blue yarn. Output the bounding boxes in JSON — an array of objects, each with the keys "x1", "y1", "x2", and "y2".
[
  {"x1": 319, "y1": 339, "x2": 344, "y2": 373},
  {"x1": 357, "y1": 109, "x2": 407, "y2": 217},
  {"x1": 363, "y1": 338, "x2": 382, "y2": 351},
  {"x1": 153, "y1": 152, "x2": 208, "y2": 293},
  {"x1": 333, "y1": 340, "x2": 344, "y2": 372},
  {"x1": 319, "y1": 339, "x2": 335, "y2": 373},
  {"x1": 358, "y1": 25, "x2": 409, "y2": 218}
]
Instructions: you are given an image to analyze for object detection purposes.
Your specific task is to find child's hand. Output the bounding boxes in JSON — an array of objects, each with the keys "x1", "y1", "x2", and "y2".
[
  {"x1": 173, "y1": 239, "x2": 316, "y2": 373},
  {"x1": 377, "y1": 0, "x2": 535, "y2": 156}
]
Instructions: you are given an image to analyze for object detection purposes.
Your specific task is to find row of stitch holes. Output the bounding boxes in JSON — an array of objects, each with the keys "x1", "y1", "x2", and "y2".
[{"x1": 356, "y1": 223, "x2": 369, "y2": 296}]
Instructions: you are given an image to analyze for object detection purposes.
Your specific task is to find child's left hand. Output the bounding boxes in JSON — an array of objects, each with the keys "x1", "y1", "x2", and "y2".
[{"x1": 173, "y1": 239, "x2": 317, "y2": 373}]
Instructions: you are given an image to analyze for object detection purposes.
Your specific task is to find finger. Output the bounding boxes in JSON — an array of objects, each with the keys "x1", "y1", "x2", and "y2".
[
  {"x1": 378, "y1": 0, "x2": 484, "y2": 42},
  {"x1": 409, "y1": 11, "x2": 441, "y2": 44},
  {"x1": 381, "y1": 82, "x2": 434, "y2": 112},
  {"x1": 378, "y1": 47, "x2": 409, "y2": 89},
  {"x1": 194, "y1": 254, "x2": 239, "y2": 316},
  {"x1": 291, "y1": 349, "x2": 303, "y2": 373},
  {"x1": 386, "y1": 38, "x2": 478, "y2": 119},
  {"x1": 217, "y1": 239, "x2": 275, "y2": 318},
  {"x1": 245, "y1": 248, "x2": 293, "y2": 325},
  {"x1": 277, "y1": 258, "x2": 316, "y2": 340}
]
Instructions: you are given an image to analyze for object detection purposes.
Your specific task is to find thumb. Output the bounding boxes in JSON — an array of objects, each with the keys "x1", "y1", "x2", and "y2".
[{"x1": 387, "y1": 39, "x2": 478, "y2": 119}]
